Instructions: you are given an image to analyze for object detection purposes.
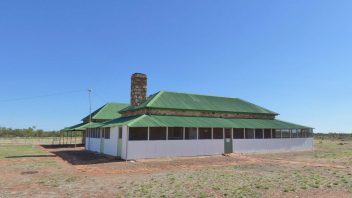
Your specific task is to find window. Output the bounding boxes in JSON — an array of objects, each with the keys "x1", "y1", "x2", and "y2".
[
  {"x1": 198, "y1": 128, "x2": 212, "y2": 139},
  {"x1": 291, "y1": 129, "x2": 298, "y2": 138},
  {"x1": 213, "y1": 128, "x2": 223, "y2": 139},
  {"x1": 91, "y1": 129, "x2": 94, "y2": 138},
  {"x1": 255, "y1": 129, "x2": 263, "y2": 139},
  {"x1": 264, "y1": 129, "x2": 271, "y2": 139},
  {"x1": 224, "y1": 128, "x2": 232, "y2": 138},
  {"x1": 149, "y1": 127, "x2": 167, "y2": 140},
  {"x1": 118, "y1": 127, "x2": 122, "y2": 139},
  {"x1": 233, "y1": 128, "x2": 244, "y2": 139},
  {"x1": 273, "y1": 129, "x2": 281, "y2": 138},
  {"x1": 92, "y1": 129, "x2": 96, "y2": 138},
  {"x1": 93, "y1": 129, "x2": 96, "y2": 138},
  {"x1": 96, "y1": 128, "x2": 100, "y2": 138},
  {"x1": 104, "y1": 128, "x2": 110, "y2": 139},
  {"x1": 296, "y1": 129, "x2": 302, "y2": 138},
  {"x1": 301, "y1": 129, "x2": 307, "y2": 138},
  {"x1": 185, "y1": 128, "x2": 197, "y2": 140},
  {"x1": 303, "y1": 128, "x2": 313, "y2": 137},
  {"x1": 309, "y1": 128, "x2": 314, "y2": 137},
  {"x1": 282, "y1": 129, "x2": 290, "y2": 138},
  {"x1": 245, "y1": 129, "x2": 255, "y2": 139},
  {"x1": 168, "y1": 127, "x2": 183, "y2": 140},
  {"x1": 129, "y1": 127, "x2": 148, "y2": 141}
]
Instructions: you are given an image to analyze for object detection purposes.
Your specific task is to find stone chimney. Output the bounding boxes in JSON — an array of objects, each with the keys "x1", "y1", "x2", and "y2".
[{"x1": 130, "y1": 73, "x2": 147, "y2": 106}]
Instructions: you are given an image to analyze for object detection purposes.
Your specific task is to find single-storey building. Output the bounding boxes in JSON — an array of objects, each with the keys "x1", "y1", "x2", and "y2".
[{"x1": 83, "y1": 73, "x2": 313, "y2": 160}]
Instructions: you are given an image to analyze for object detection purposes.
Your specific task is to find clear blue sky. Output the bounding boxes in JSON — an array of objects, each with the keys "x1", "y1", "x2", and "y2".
[{"x1": 0, "y1": 1, "x2": 351, "y2": 133}]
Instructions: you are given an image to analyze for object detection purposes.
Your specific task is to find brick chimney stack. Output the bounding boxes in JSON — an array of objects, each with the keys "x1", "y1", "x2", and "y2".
[{"x1": 130, "y1": 73, "x2": 147, "y2": 106}]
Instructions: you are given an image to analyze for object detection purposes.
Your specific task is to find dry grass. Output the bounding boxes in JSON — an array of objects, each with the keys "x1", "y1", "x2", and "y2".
[{"x1": 0, "y1": 139, "x2": 351, "y2": 197}]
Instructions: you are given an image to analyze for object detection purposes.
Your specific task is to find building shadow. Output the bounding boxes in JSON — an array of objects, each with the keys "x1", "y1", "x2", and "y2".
[
  {"x1": 48, "y1": 149, "x2": 125, "y2": 165},
  {"x1": 6, "y1": 154, "x2": 55, "y2": 158},
  {"x1": 41, "y1": 144, "x2": 84, "y2": 149}
]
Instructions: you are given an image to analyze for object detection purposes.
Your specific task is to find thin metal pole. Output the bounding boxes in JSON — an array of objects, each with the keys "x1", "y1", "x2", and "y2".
[{"x1": 88, "y1": 89, "x2": 92, "y2": 123}]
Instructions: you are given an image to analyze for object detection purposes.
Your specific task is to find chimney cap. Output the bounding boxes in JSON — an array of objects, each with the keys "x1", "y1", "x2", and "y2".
[{"x1": 132, "y1": 73, "x2": 147, "y2": 77}]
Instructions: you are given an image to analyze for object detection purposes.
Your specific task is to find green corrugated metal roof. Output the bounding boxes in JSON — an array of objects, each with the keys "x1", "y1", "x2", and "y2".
[
  {"x1": 102, "y1": 115, "x2": 311, "y2": 129},
  {"x1": 82, "y1": 102, "x2": 129, "y2": 122},
  {"x1": 63, "y1": 122, "x2": 100, "y2": 131},
  {"x1": 84, "y1": 122, "x2": 106, "y2": 129},
  {"x1": 120, "y1": 91, "x2": 278, "y2": 115},
  {"x1": 62, "y1": 123, "x2": 84, "y2": 131},
  {"x1": 102, "y1": 116, "x2": 141, "y2": 128}
]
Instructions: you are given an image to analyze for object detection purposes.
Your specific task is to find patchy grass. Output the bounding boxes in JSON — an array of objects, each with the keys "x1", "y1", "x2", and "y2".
[
  {"x1": 252, "y1": 139, "x2": 352, "y2": 167},
  {"x1": 117, "y1": 163, "x2": 352, "y2": 197},
  {"x1": 0, "y1": 139, "x2": 352, "y2": 197},
  {"x1": 0, "y1": 145, "x2": 47, "y2": 159}
]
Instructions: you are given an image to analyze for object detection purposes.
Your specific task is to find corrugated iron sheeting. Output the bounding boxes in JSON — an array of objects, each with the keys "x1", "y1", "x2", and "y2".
[
  {"x1": 103, "y1": 115, "x2": 311, "y2": 129},
  {"x1": 120, "y1": 91, "x2": 278, "y2": 115}
]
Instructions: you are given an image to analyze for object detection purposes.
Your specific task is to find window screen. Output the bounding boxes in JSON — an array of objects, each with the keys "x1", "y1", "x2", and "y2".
[
  {"x1": 213, "y1": 128, "x2": 223, "y2": 139},
  {"x1": 185, "y1": 128, "x2": 197, "y2": 140},
  {"x1": 245, "y1": 129, "x2": 255, "y2": 139},
  {"x1": 168, "y1": 127, "x2": 183, "y2": 140},
  {"x1": 255, "y1": 129, "x2": 263, "y2": 139},
  {"x1": 264, "y1": 129, "x2": 271, "y2": 139},
  {"x1": 149, "y1": 127, "x2": 167, "y2": 140},
  {"x1": 198, "y1": 128, "x2": 212, "y2": 139},
  {"x1": 233, "y1": 128, "x2": 244, "y2": 139},
  {"x1": 104, "y1": 128, "x2": 110, "y2": 139},
  {"x1": 129, "y1": 127, "x2": 148, "y2": 141},
  {"x1": 282, "y1": 129, "x2": 290, "y2": 138}
]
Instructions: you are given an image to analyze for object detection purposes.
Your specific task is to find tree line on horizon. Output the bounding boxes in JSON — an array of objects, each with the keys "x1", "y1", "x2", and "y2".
[
  {"x1": 314, "y1": 133, "x2": 352, "y2": 140},
  {"x1": 0, "y1": 126, "x2": 64, "y2": 137}
]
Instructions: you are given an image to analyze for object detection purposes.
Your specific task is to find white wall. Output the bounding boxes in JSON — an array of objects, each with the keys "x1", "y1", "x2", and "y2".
[
  {"x1": 85, "y1": 137, "x2": 90, "y2": 150},
  {"x1": 126, "y1": 139, "x2": 224, "y2": 160},
  {"x1": 121, "y1": 126, "x2": 128, "y2": 159},
  {"x1": 102, "y1": 127, "x2": 118, "y2": 156},
  {"x1": 86, "y1": 126, "x2": 313, "y2": 159},
  {"x1": 233, "y1": 138, "x2": 313, "y2": 153},
  {"x1": 88, "y1": 138, "x2": 101, "y2": 153}
]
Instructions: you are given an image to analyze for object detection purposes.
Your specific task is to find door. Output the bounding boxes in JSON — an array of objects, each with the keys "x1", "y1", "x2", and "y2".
[
  {"x1": 224, "y1": 128, "x2": 233, "y2": 153},
  {"x1": 117, "y1": 127, "x2": 123, "y2": 157}
]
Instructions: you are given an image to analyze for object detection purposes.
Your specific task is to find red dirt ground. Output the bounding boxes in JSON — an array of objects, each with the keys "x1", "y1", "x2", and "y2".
[{"x1": 1, "y1": 145, "x2": 351, "y2": 197}]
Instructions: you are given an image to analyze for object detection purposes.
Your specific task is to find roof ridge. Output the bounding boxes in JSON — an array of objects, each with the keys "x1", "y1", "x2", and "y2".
[
  {"x1": 105, "y1": 102, "x2": 129, "y2": 105},
  {"x1": 82, "y1": 102, "x2": 129, "y2": 121},
  {"x1": 159, "y1": 90, "x2": 241, "y2": 100},
  {"x1": 146, "y1": 91, "x2": 164, "y2": 107},
  {"x1": 93, "y1": 103, "x2": 110, "y2": 119},
  {"x1": 127, "y1": 114, "x2": 147, "y2": 127}
]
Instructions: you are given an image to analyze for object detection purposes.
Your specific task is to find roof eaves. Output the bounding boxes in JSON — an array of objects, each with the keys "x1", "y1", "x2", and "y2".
[{"x1": 276, "y1": 119, "x2": 313, "y2": 129}]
